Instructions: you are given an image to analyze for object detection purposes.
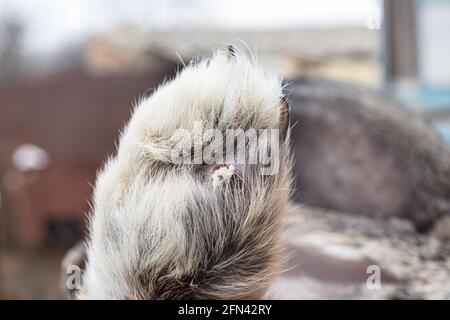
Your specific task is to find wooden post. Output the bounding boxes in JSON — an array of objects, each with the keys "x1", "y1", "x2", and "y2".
[{"x1": 383, "y1": 0, "x2": 418, "y2": 86}]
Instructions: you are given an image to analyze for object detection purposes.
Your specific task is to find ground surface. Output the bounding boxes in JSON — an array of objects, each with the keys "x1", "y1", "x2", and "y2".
[{"x1": 269, "y1": 206, "x2": 450, "y2": 299}]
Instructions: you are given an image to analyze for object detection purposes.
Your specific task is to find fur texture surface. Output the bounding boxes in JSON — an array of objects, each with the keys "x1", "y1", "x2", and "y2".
[
  {"x1": 79, "y1": 48, "x2": 292, "y2": 299},
  {"x1": 288, "y1": 77, "x2": 450, "y2": 231}
]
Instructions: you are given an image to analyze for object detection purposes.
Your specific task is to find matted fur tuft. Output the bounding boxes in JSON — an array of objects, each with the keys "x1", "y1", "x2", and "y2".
[{"x1": 80, "y1": 47, "x2": 292, "y2": 299}]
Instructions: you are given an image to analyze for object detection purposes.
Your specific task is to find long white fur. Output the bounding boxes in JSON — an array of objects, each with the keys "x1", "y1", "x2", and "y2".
[{"x1": 80, "y1": 48, "x2": 290, "y2": 299}]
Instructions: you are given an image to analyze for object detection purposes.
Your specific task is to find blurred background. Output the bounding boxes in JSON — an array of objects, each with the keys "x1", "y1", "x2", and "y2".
[{"x1": 1, "y1": 0, "x2": 450, "y2": 299}]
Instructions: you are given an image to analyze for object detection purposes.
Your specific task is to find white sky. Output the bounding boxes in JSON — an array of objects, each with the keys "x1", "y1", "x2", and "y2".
[{"x1": 0, "y1": 0, "x2": 380, "y2": 54}]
